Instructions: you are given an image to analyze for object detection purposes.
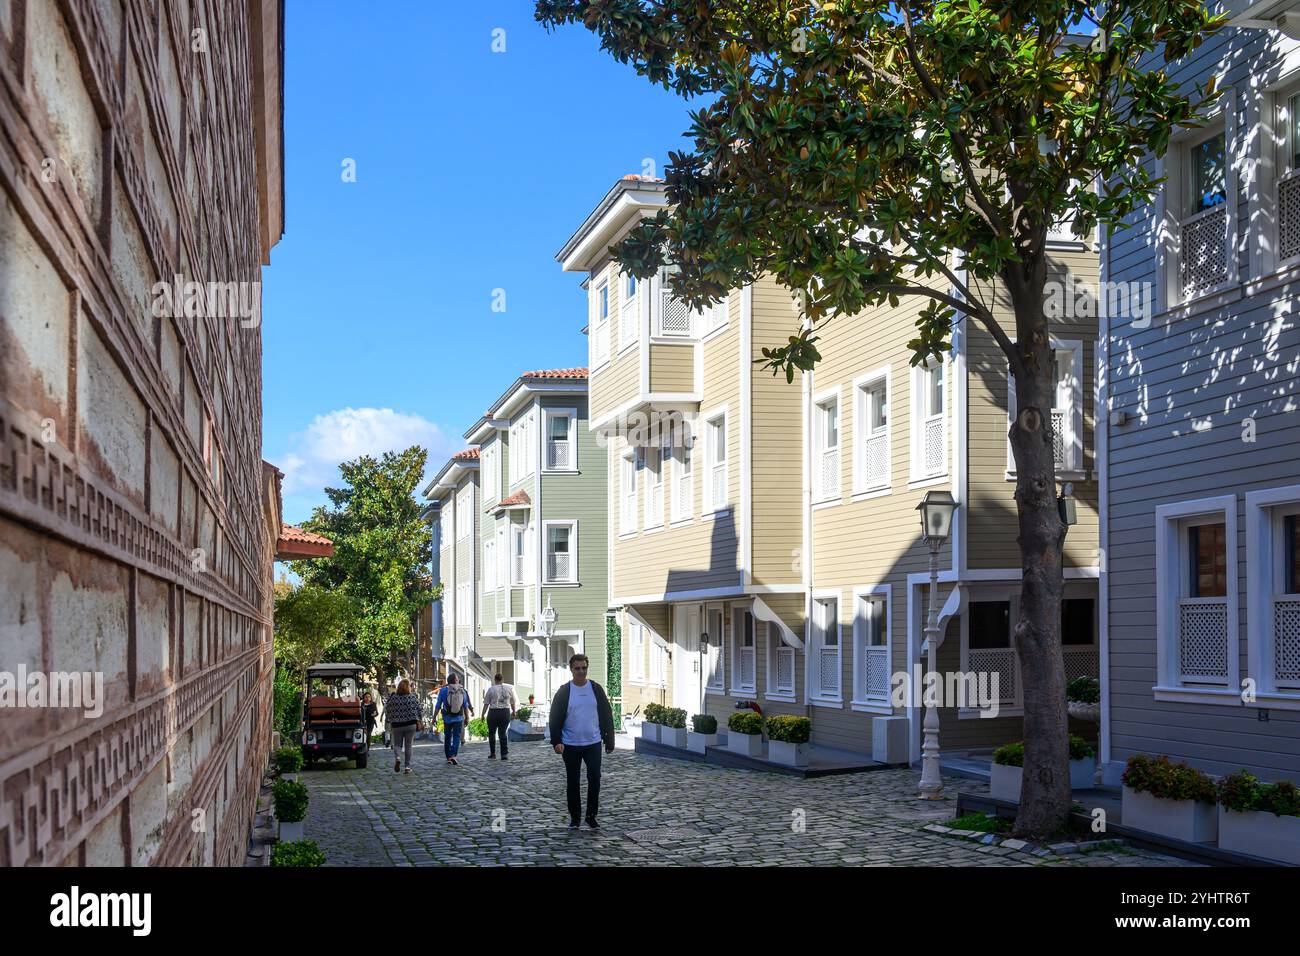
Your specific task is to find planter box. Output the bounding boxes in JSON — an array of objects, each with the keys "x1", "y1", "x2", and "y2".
[
  {"x1": 768, "y1": 740, "x2": 810, "y2": 768},
  {"x1": 639, "y1": 722, "x2": 659, "y2": 744},
  {"x1": 727, "y1": 731, "x2": 763, "y2": 757},
  {"x1": 1122, "y1": 787, "x2": 1218, "y2": 844},
  {"x1": 1218, "y1": 807, "x2": 1300, "y2": 864},
  {"x1": 1069, "y1": 757, "x2": 1096, "y2": 790},
  {"x1": 686, "y1": 731, "x2": 718, "y2": 755},
  {"x1": 1067, "y1": 701, "x2": 1101, "y2": 723},
  {"x1": 278, "y1": 820, "x2": 304, "y2": 843},
  {"x1": 990, "y1": 763, "x2": 1023, "y2": 802},
  {"x1": 508, "y1": 719, "x2": 531, "y2": 736},
  {"x1": 660, "y1": 727, "x2": 687, "y2": 748}
]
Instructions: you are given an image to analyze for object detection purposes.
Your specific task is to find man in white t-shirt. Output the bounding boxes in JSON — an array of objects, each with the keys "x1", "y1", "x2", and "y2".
[{"x1": 548, "y1": 653, "x2": 615, "y2": 829}]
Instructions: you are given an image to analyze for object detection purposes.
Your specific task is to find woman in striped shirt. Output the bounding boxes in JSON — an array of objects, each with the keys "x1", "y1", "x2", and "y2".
[{"x1": 384, "y1": 680, "x2": 424, "y2": 774}]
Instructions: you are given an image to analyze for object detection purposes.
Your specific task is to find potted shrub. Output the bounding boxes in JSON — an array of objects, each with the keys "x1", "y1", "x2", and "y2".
[
  {"x1": 509, "y1": 705, "x2": 533, "y2": 738},
  {"x1": 990, "y1": 742, "x2": 1024, "y2": 801},
  {"x1": 1217, "y1": 771, "x2": 1300, "y2": 863},
  {"x1": 1066, "y1": 676, "x2": 1101, "y2": 724},
  {"x1": 274, "y1": 746, "x2": 304, "y2": 781},
  {"x1": 660, "y1": 707, "x2": 688, "y2": 747},
  {"x1": 467, "y1": 716, "x2": 489, "y2": 741},
  {"x1": 1121, "y1": 754, "x2": 1218, "y2": 843},
  {"x1": 273, "y1": 778, "x2": 309, "y2": 843},
  {"x1": 765, "y1": 715, "x2": 811, "y2": 768},
  {"x1": 640, "y1": 703, "x2": 662, "y2": 743},
  {"x1": 687, "y1": 714, "x2": 718, "y2": 755},
  {"x1": 271, "y1": 839, "x2": 326, "y2": 867},
  {"x1": 1068, "y1": 734, "x2": 1097, "y2": 790},
  {"x1": 726, "y1": 710, "x2": 763, "y2": 757}
]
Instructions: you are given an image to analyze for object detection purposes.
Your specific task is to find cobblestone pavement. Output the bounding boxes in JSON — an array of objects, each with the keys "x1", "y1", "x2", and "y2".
[{"x1": 298, "y1": 739, "x2": 1191, "y2": 867}]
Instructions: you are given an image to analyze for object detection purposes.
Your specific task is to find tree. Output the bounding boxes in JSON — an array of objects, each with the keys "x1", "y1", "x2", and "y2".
[
  {"x1": 288, "y1": 447, "x2": 437, "y2": 688},
  {"x1": 536, "y1": 0, "x2": 1222, "y2": 836},
  {"x1": 273, "y1": 581, "x2": 358, "y2": 676}
]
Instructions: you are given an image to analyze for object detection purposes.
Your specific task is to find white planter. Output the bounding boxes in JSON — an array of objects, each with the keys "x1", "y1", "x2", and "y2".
[
  {"x1": 508, "y1": 720, "x2": 531, "y2": 736},
  {"x1": 990, "y1": 763, "x2": 1023, "y2": 802},
  {"x1": 727, "y1": 731, "x2": 763, "y2": 757},
  {"x1": 278, "y1": 820, "x2": 304, "y2": 843},
  {"x1": 1067, "y1": 701, "x2": 1101, "y2": 723},
  {"x1": 768, "y1": 740, "x2": 809, "y2": 768},
  {"x1": 1218, "y1": 807, "x2": 1300, "y2": 864},
  {"x1": 1122, "y1": 787, "x2": 1218, "y2": 844},
  {"x1": 1069, "y1": 758, "x2": 1096, "y2": 790},
  {"x1": 686, "y1": 731, "x2": 718, "y2": 755},
  {"x1": 639, "y1": 722, "x2": 659, "y2": 743},
  {"x1": 660, "y1": 727, "x2": 687, "y2": 748}
]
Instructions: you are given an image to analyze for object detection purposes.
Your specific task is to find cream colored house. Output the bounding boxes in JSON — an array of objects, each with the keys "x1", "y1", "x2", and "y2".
[{"x1": 557, "y1": 175, "x2": 1101, "y2": 762}]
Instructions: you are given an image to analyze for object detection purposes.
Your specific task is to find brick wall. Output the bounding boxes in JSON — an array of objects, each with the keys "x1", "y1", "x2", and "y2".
[{"x1": 0, "y1": 0, "x2": 284, "y2": 866}]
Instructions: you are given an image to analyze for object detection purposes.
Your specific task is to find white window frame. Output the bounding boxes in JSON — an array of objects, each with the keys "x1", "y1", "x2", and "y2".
[
  {"x1": 1154, "y1": 495, "x2": 1239, "y2": 703},
  {"x1": 704, "y1": 603, "x2": 726, "y2": 692},
  {"x1": 813, "y1": 387, "x2": 841, "y2": 504},
  {"x1": 852, "y1": 366, "x2": 891, "y2": 496},
  {"x1": 1006, "y1": 339, "x2": 1085, "y2": 479},
  {"x1": 730, "y1": 604, "x2": 757, "y2": 695},
  {"x1": 619, "y1": 270, "x2": 640, "y2": 353},
  {"x1": 592, "y1": 279, "x2": 611, "y2": 367},
  {"x1": 619, "y1": 449, "x2": 638, "y2": 536},
  {"x1": 456, "y1": 487, "x2": 473, "y2": 540},
  {"x1": 439, "y1": 507, "x2": 451, "y2": 551},
  {"x1": 643, "y1": 440, "x2": 665, "y2": 530},
  {"x1": 483, "y1": 536, "x2": 496, "y2": 592},
  {"x1": 481, "y1": 442, "x2": 498, "y2": 504},
  {"x1": 1246, "y1": 485, "x2": 1300, "y2": 707},
  {"x1": 670, "y1": 431, "x2": 694, "y2": 524},
  {"x1": 808, "y1": 593, "x2": 843, "y2": 705},
  {"x1": 765, "y1": 621, "x2": 797, "y2": 702},
  {"x1": 510, "y1": 519, "x2": 531, "y2": 587},
  {"x1": 495, "y1": 525, "x2": 507, "y2": 590},
  {"x1": 1250, "y1": 71, "x2": 1300, "y2": 279},
  {"x1": 703, "y1": 292, "x2": 728, "y2": 339},
  {"x1": 851, "y1": 585, "x2": 892, "y2": 712},
  {"x1": 627, "y1": 621, "x2": 646, "y2": 684},
  {"x1": 543, "y1": 407, "x2": 578, "y2": 473},
  {"x1": 909, "y1": 357, "x2": 948, "y2": 483},
  {"x1": 456, "y1": 581, "x2": 471, "y2": 626},
  {"x1": 960, "y1": 589, "x2": 1021, "y2": 716},
  {"x1": 542, "y1": 519, "x2": 579, "y2": 585},
  {"x1": 704, "y1": 408, "x2": 729, "y2": 514},
  {"x1": 649, "y1": 636, "x2": 668, "y2": 687}
]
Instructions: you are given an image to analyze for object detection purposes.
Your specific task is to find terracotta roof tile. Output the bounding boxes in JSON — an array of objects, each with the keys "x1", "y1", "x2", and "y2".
[
  {"x1": 622, "y1": 173, "x2": 665, "y2": 183},
  {"x1": 276, "y1": 524, "x2": 334, "y2": 560},
  {"x1": 452, "y1": 448, "x2": 480, "y2": 460},
  {"x1": 487, "y1": 489, "x2": 531, "y2": 512},
  {"x1": 520, "y1": 367, "x2": 587, "y2": 381}
]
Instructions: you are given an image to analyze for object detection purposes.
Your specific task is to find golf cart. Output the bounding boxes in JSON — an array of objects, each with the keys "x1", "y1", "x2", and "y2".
[{"x1": 301, "y1": 663, "x2": 370, "y2": 768}]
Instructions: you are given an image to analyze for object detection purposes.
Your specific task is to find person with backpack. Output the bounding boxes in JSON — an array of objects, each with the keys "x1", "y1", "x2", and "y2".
[
  {"x1": 548, "y1": 653, "x2": 615, "y2": 829},
  {"x1": 433, "y1": 673, "x2": 474, "y2": 765},
  {"x1": 482, "y1": 674, "x2": 518, "y2": 760}
]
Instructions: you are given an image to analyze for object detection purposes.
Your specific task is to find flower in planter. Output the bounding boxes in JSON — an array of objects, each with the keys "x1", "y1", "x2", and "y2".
[
  {"x1": 1123, "y1": 754, "x2": 1216, "y2": 804},
  {"x1": 727, "y1": 711, "x2": 763, "y2": 736},
  {"x1": 764, "y1": 715, "x2": 811, "y2": 744},
  {"x1": 1219, "y1": 770, "x2": 1300, "y2": 816}
]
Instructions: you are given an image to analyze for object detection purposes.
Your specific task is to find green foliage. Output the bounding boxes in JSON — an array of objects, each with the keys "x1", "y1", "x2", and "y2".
[
  {"x1": 274, "y1": 747, "x2": 303, "y2": 775},
  {"x1": 728, "y1": 711, "x2": 763, "y2": 736},
  {"x1": 1068, "y1": 734, "x2": 1095, "y2": 761},
  {"x1": 661, "y1": 706, "x2": 687, "y2": 729},
  {"x1": 288, "y1": 447, "x2": 437, "y2": 681},
  {"x1": 1218, "y1": 771, "x2": 1300, "y2": 817},
  {"x1": 606, "y1": 617, "x2": 622, "y2": 725},
  {"x1": 467, "y1": 717, "x2": 489, "y2": 739},
  {"x1": 1123, "y1": 754, "x2": 1217, "y2": 804},
  {"x1": 952, "y1": 812, "x2": 1013, "y2": 834},
  {"x1": 691, "y1": 713, "x2": 717, "y2": 735},
  {"x1": 271, "y1": 840, "x2": 325, "y2": 867},
  {"x1": 1066, "y1": 676, "x2": 1100, "y2": 703},
  {"x1": 993, "y1": 742, "x2": 1025, "y2": 767},
  {"x1": 765, "y1": 715, "x2": 811, "y2": 744},
  {"x1": 643, "y1": 702, "x2": 665, "y2": 725},
  {"x1": 273, "y1": 583, "x2": 359, "y2": 676},
  {"x1": 273, "y1": 664, "x2": 302, "y2": 743},
  {"x1": 272, "y1": 779, "x2": 309, "y2": 823},
  {"x1": 515, "y1": 706, "x2": 532, "y2": 722}
]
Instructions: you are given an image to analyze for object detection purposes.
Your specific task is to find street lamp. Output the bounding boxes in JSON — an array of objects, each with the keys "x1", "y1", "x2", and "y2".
[
  {"x1": 916, "y1": 490, "x2": 958, "y2": 800},
  {"x1": 540, "y1": 595, "x2": 558, "y2": 700},
  {"x1": 699, "y1": 629, "x2": 709, "y2": 718}
]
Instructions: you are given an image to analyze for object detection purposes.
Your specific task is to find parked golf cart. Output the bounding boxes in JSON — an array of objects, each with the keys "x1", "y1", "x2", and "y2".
[{"x1": 301, "y1": 663, "x2": 369, "y2": 768}]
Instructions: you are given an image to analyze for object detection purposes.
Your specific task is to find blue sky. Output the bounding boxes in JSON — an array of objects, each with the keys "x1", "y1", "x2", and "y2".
[{"x1": 262, "y1": 1, "x2": 696, "y2": 523}]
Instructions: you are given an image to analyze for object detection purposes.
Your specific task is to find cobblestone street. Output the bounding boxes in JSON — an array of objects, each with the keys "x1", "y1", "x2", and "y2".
[{"x1": 299, "y1": 738, "x2": 1189, "y2": 867}]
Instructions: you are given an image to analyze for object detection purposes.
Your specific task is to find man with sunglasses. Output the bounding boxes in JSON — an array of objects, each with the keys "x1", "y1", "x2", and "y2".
[{"x1": 548, "y1": 653, "x2": 616, "y2": 829}]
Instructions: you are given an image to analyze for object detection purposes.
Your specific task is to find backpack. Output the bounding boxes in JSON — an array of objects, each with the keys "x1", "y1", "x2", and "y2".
[{"x1": 445, "y1": 685, "x2": 466, "y2": 716}]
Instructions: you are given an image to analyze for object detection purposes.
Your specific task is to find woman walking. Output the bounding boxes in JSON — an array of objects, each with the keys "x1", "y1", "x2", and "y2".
[{"x1": 384, "y1": 680, "x2": 424, "y2": 774}]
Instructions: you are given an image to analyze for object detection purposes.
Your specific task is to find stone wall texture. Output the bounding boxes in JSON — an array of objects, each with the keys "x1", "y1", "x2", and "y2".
[{"x1": 0, "y1": 0, "x2": 284, "y2": 866}]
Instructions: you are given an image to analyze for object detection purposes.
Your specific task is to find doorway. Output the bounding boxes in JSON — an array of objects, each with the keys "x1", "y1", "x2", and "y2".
[{"x1": 673, "y1": 603, "x2": 704, "y2": 720}]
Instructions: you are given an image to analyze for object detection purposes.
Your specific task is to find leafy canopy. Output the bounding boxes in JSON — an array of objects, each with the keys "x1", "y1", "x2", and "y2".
[{"x1": 536, "y1": 0, "x2": 1224, "y2": 377}]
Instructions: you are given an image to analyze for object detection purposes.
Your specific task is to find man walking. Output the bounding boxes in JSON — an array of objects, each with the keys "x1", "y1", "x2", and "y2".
[
  {"x1": 433, "y1": 673, "x2": 474, "y2": 765},
  {"x1": 483, "y1": 674, "x2": 518, "y2": 760},
  {"x1": 548, "y1": 653, "x2": 615, "y2": 829}
]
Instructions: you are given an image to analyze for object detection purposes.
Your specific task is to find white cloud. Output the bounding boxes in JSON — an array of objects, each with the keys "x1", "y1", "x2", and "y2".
[{"x1": 275, "y1": 407, "x2": 458, "y2": 499}]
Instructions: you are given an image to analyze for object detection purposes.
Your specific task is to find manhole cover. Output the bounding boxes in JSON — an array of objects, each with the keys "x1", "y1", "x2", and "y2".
[{"x1": 624, "y1": 826, "x2": 706, "y2": 844}]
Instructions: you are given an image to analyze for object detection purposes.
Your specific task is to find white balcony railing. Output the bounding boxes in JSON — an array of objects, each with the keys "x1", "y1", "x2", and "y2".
[
  {"x1": 512, "y1": 554, "x2": 525, "y2": 586},
  {"x1": 968, "y1": 647, "x2": 1018, "y2": 705},
  {"x1": 1279, "y1": 170, "x2": 1300, "y2": 263},
  {"x1": 923, "y1": 416, "x2": 945, "y2": 474},
  {"x1": 710, "y1": 465, "x2": 726, "y2": 509},
  {"x1": 658, "y1": 291, "x2": 694, "y2": 336},
  {"x1": 818, "y1": 647, "x2": 840, "y2": 696},
  {"x1": 1273, "y1": 597, "x2": 1300, "y2": 687},
  {"x1": 1050, "y1": 409, "x2": 1066, "y2": 469},
  {"x1": 1180, "y1": 204, "x2": 1228, "y2": 299},
  {"x1": 774, "y1": 648, "x2": 795, "y2": 694},
  {"x1": 547, "y1": 440, "x2": 570, "y2": 470},
  {"x1": 863, "y1": 431, "x2": 888, "y2": 489},
  {"x1": 546, "y1": 552, "x2": 572, "y2": 583},
  {"x1": 819, "y1": 447, "x2": 839, "y2": 500},
  {"x1": 738, "y1": 648, "x2": 756, "y2": 689},
  {"x1": 593, "y1": 321, "x2": 610, "y2": 365},
  {"x1": 862, "y1": 646, "x2": 890, "y2": 700},
  {"x1": 1178, "y1": 598, "x2": 1229, "y2": 684}
]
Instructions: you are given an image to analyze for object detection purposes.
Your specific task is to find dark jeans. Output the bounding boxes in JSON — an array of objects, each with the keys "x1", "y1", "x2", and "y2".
[
  {"x1": 487, "y1": 709, "x2": 511, "y2": 756},
  {"x1": 443, "y1": 720, "x2": 463, "y2": 758},
  {"x1": 562, "y1": 743, "x2": 602, "y2": 823}
]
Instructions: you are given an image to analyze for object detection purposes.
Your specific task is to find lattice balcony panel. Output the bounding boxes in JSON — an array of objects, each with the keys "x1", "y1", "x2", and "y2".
[
  {"x1": 1274, "y1": 598, "x2": 1300, "y2": 685},
  {"x1": 1179, "y1": 600, "x2": 1229, "y2": 682},
  {"x1": 864, "y1": 433, "x2": 888, "y2": 488},
  {"x1": 1279, "y1": 173, "x2": 1300, "y2": 262},
  {"x1": 864, "y1": 646, "x2": 891, "y2": 700},
  {"x1": 819, "y1": 647, "x2": 840, "y2": 695},
  {"x1": 547, "y1": 440, "x2": 570, "y2": 470},
  {"x1": 923, "y1": 417, "x2": 945, "y2": 474},
  {"x1": 1180, "y1": 205, "x2": 1228, "y2": 299},
  {"x1": 968, "y1": 647, "x2": 1017, "y2": 704}
]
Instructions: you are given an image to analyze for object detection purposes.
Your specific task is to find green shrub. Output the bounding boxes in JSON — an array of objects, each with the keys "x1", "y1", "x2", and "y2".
[
  {"x1": 272, "y1": 779, "x2": 309, "y2": 823},
  {"x1": 515, "y1": 706, "x2": 532, "y2": 721},
  {"x1": 662, "y1": 707, "x2": 687, "y2": 729},
  {"x1": 1219, "y1": 770, "x2": 1300, "y2": 817},
  {"x1": 765, "y1": 715, "x2": 811, "y2": 744},
  {"x1": 274, "y1": 746, "x2": 303, "y2": 775},
  {"x1": 728, "y1": 711, "x2": 763, "y2": 735},
  {"x1": 468, "y1": 717, "x2": 489, "y2": 739},
  {"x1": 951, "y1": 812, "x2": 1013, "y2": 834},
  {"x1": 643, "y1": 703, "x2": 664, "y2": 725},
  {"x1": 993, "y1": 742, "x2": 1024, "y2": 767},
  {"x1": 1123, "y1": 754, "x2": 1216, "y2": 804},
  {"x1": 1066, "y1": 676, "x2": 1100, "y2": 704},
  {"x1": 271, "y1": 840, "x2": 325, "y2": 867},
  {"x1": 1068, "y1": 734, "x2": 1096, "y2": 761},
  {"x1": 691, "y1": 714, "x2": 717, "y2": 734}
]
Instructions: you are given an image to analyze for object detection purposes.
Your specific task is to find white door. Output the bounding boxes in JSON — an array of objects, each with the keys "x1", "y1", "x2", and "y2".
[{"x1": 674, "y1": 604, "x2": 704, "y2": 719}]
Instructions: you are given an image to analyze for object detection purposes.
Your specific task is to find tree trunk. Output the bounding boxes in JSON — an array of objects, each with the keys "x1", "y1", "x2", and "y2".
[{"x1": 1005, "y1": 266, "x2": 1071, "y2": 840}]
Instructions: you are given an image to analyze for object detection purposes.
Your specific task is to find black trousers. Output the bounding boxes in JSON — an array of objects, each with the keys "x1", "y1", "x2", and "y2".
[
  {"x1": 487, "y1": 708, "x2": 511, "y2": 756},
  {"x1": 562, "y1": 743, "x2": 602, "y2": 822}
]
